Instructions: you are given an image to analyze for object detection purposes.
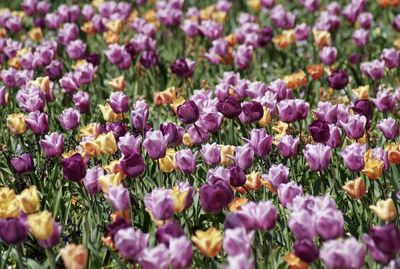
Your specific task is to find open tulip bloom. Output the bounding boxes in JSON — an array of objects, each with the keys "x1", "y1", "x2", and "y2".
[{"x1": 1, "y1": 1, "x2": 400, "y2": 269}]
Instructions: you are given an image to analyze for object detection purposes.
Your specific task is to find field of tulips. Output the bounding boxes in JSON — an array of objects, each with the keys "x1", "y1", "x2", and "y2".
[{"x1": 1, "y1": 0, "x2": 400, "y2": 268}]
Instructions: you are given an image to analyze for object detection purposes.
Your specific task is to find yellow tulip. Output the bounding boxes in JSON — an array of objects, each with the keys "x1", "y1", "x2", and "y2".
[
  {"x1": 81, "y1": 22, "x2": 96, "y2": 35},
  {"x1": 237, "y1": 171, "x2": 262, "y2": 194},
  {"x1": 106, "y1": 19, "x2": 123, "y2": 33},
  {"x1": 170, "y1": 97, "x2": 185, "y2": 114},
  {"x1": 342, "y1": 178, "x2": 366, "y2": 200},
  {"x1": 103, "y1": 159, "x2": 124, "y2": 176},
  {"x1": 82, "y1": 139, "x2": 101, "y2": 157},
  {"x1": 220, "y1": 145, "x2": 235, "y2": 166},
  {"x1": 98, "y1": 173, "x2": 123, "y2": 193},
  {"x1": 60, "y1": 244, "x2": 88, "y2": 269},
  {"x1": 99, "y1": 104, "x2": 124, "y2": 122},
  {"x1": 258, "y1": 107, "x2": 271, "y2": 127},
  {"x1": 284, "y1": 253, "x2": 309, "y2": 269},
  {"x1": 228, "y1": 197, "x2": 248, "y2": 212},
  {"x1": 107, "y1": 76, "x2": 126, "y2": 91},
  {"x1": 183, "y1": 133, "x2": 194, "y2": 147},
  {"x1": 28, "y1": 27, "x2": 43, "y2": 42},
  {"x1": 0, "y1": 187, "x2": 19, "y2": 219},
  {"x1": 284, "y1": 70, "x2": 308, "y2": 89},
  {"x1": 30, "y1": 76, "x2": 51, "y2": 96},
  {"x1": 386, "y1": 143, "x2": 400, "y2": 164},
  {"x1": 7, "y1": 113, "x2": 27, "y2": 135},
  {"x1": 159, "y1": 149, "x2": 176, "y2": 173},
  {"x1": 78, "y1": 123, "x2": 100, "y2": 140},
  {"x1": 171, "y1": 186, "x2": 189, "y2": 213},
  {"x1": 95, "y1": 132, "x2": 117, "y2": 155},
  {"x1": 362, "y1": 150, "x2": 384, "y2": 180},
  {"x1": 370, "y1": 198, "x2": 397, "y2": 221},
  {"x1": 27, "y1": 210, "x2": 54, "y2": 240},
  {"x1": 72, "y1": 59, "x2": 88, "y2": 70},
  {"x1": 191, "y1": 227, "x2": 223, "y2": 258},
  {"x1": 313, "y1": 30, "x2": 331, "y2": 49},
  {"x1": 247, "y1": 0, "x2": 261, "y2": 12},
  {"x1": 352, "y1": 85, "x2": 369, "y2": 100},
  {"x1": 17, "y1": 186, "x2": 40, "y2": 214}
]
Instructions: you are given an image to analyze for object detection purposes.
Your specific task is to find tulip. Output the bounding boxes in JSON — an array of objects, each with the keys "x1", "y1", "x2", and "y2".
[
  {"x1": 278, "y1": 182, "x2": 303, "y2": 208},
  {"x1": 277, "y1": 135, "x2": 300, "y2": 158},
  {"x1": 239, "y1": 101, "x2": 263, "y2": 124},
  {"x1": 362, "y1": 157, "x2": 384, "y2": 180},
  {"x1": 94, "y1": 132, "x2": 117, "y2": 155},
  {"x1": 381, "y1": 48, "x2": 400, "y2": 69},
  {"x1": 114, "y1": 227, "x2": 149, "y2": 260},
  {"x1": 312, "y1": 102, "x2": 338, "y2": 124},
  {"x1": 372, "y1": 90, "x2": 395, "y2": 112},
  {"x1": 60, "y1": 244, "x2": 88, "y2": 269},
  {"x1": 169, "y1": 236, "x2": 193, "y2": 269},
  {"x1": 187, "y1": 124, "x2": 209, "y2": 144},
  {"x1": 171, "y1": 182, "x2": 194, "y2": 212},
  {"x1": 72, "y1": 91, "x2": 90, "y2": 113},
  {"x1": 246, "y1": 128, "x2": 273, "y2": 157},
  {"x1": 155, "y1": 220, "x2": 184, "y2": 245},
  {"x1": 39, "y1": 133, "x2": 64, "y2": 157},
  {"x1": 191, "y1": 227, "x2": 222, "y2": 258},
  {"x1": 236, "y1": 201, "x2": 277, "y2": 231},
  {"x1": 61, "y1": 153, "x2": 86, "y2": 182},
  {"x1": 315, "y1": 209, "x2": 344, "y2": 240},
  {"x1": 293, "y1": 239, "x2": 320, "y2": 263},
  {"x1": 352, "y1": 29, "x2": 369, "y2": 47},
  {"x1": 0, "y1": 217, "x2": 29, "y2": 244},
  {"x1": 340, "y1": 143, "x2": 366, "y2": 172},
  {"x1": 38, "y1": 222, "x2": 62, "y2": 248},
  {"x1": 342, "y1": 177, "x2": 366, "y2": 200},
  {"x1": 358, "y1": 12, "x2": 373, "y2": 29},
  {"x1": 170, "y1": 58, "x2": 196, "y2": 78},
  {"x1": 59, "y1": 108, "x2": 81, "y2": 130},
  {"x1": 27, "y1": 210, "x2": 54, "y2": 240},
  {"x1": 160, "y1": 122, "x2": 184, "y2": 147},
  {"x1": 265, "y1": 164, "x2": 289, "y2": 191},
  {"x1": 234, "y1": 44, "x2": 254, "y2": 69},
  {"x1": 106, "y1": 185, "x2": 130, "y2": 211},
  {"x1": 66, "y1": 39, "x2": 86, "y2": 60},
  {"x1": 120, "y1": 153, "x2": 146, "y2": 178},
  {"x1": 139, "y1": 244, "x2": 171, "y2": 269},
  {"x1": 234, "y1": 144, "x2": 254, "y2": 170},
  {"x1": 229, "y1": 166, "x2": 247, "y2": 187},
  {"x1": 144, "y1": 188, "x2": 174, "y2": 220},
  {"x1": 326, "y1": 70, "x2": 349, "y2": 90},
  {"x1": 223, "y1": 227, "x2": 254, "y2": 256},
  {"x1": 220, "y1": 145, "x2": 235, "y2": 166},
  {"x1": 175, "y1": 149, "x2": 198, "y2": 174},
  {"x1": 341, "y1": 114, "x2": 367, "y2": 139},
  {"x1": 17, "y1": 186, "x2": 39, "y2": 214},
  {"x1": 176, "y1": 100, "x2": 200, "y2": 124},
  {"x1": 159, "y1": 149, "x2": 176, "y2": 173},
  {"x1": 303, "y1": 143, "x2": 332, "y2": 171},
  {"x1": 320, "y1": 237, "x2": 365, "y2": 269},
  {"x1": 364, "y1": 224, "x2": 400, "y2": 264},
  {"x1": 143, "y1": 130, "x2": 169, "y2": 160},
  {"x1": 83, "y1": 166, "x2": 102, "y2": 195},
  {"x1": 199, "y1": 178, "x2": 234, "y2": 213},
  {"x1": 224, "y1": 254, "x2": 255, "y2": 269},
  {"x1": 46, "y1": 60, "x2": 64, "y2": 80},
  {"x1": 320, "y1": 46, "x2": 337, "y2": 65},
  {"x1": 369, "y1": 198, "x2": 397, "y2": 222},
  {"x1": 201, "y1": 143, "x2": 221, "y2": 165},
  {"x1": 108, "y1": 92, "x2": 129, "y2": 113},
  {"x1": 360, "y1": 60, "x2": 385, "y2": 80},
  {"x1": 25, "y1": 111, "x2": 49, "y2": 135},
  {"x1": 216, "y1": 96, "x2": 242, "y2": 119},
  {"x1": 7, "y1": 113, "x2": 27, "y2": 135},
  {"x1": 11, "y1": 153, "x2": 34, "y2": 174},
  {"x1": 100, "y1": 104, "x2": 124, "y2": 122},
  {"x1": 308, "y1": 120, "x2": 330, "y2": 143},
  {"x1": 326, "y1": 124, "x2": 342, "y2": 148},
  {"x1": 378, "y1": 118, "x2": 399, "y2": 139},
  {"x1": 0, "y1": 86, "x2": 8, "y2": 106},
  {"x1": 288, "y1": 211, "x2": 316, "y2": 240}
]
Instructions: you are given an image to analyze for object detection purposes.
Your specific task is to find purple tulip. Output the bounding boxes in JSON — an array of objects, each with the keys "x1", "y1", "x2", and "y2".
[
  {"x1": 72, "y1": 91, "x2": 90, "y2": 113},
  {"x1": 187, "y1": 124, "x2": 209, "y2": 144},
  {"x1": 235, "y1": 144, "x2": 254, "y2": 170},
  {"x1": 198, "y1": 20, "x2": 223, "y2": 40},
  {"x1": 0, "y1": 86, "x2": 7, "y2": 106},
  {"x1": 353, "y1": 99, "x2": 373, "y2": 121},
  {"x1": 160, "y1": 122, "x2": 184, "y2": 147},
  {"x1": 11, "y1": 153, "x2": 34, "y2": 174},
  {"x1": 278, "y1": 181, "x2": 303, "y2": 208},
  {"x1": 295, "y1": 23, "x2": 309, "y2": 41},
  {"x1": 277, "y1": 135, "x2": 300, "y2": 158},
  {"x1": 199, "y1": 178, "x2": 233, "y2": 213},
  {"x1": 361, "y1": 60, "x2": 385, "y2": 80},
  {"x1": 327, "y1": 70, "x2": 349, "y2": 90},
  {"x1": 108, "y1": 92, "x2": 129, "y2": 113},
  {"x1": 140, "y1": 50, "x2": 158, "y2": 68},
  {"x1": 372, "y1": 90, "x2": 395, "y2": 112},
  {"x1": 169, "y1": 236, "x2": 193, "y2": 269},
  {"x1": 228, "y1": 165, "x2": 246, "y2": 187},
  {"x1": 118, "y1": 133, "x2": 142, "y2": 156},
  {"x1": 177, "y1": 100, "x2": 199, "y2": 124},
  {"x1": 131, "y1": 100, "x2": 149, "y2": 131},
  {"x1": 380, "y1": 48, "x2": 400, "y2": 69},
  {"x1": 38, "y1": 222, "x2": 62, "y2": 248},
  {"x1": 39, "y1": 133, "x2": 64, "y2": 157},
  {"x1": 115, "y1": 227, "x2": 149, "y2": 261},
  {"x1": 340, "y1": 143, "x2": 366, "y2": 172},
  {"x1": 199, "y1": 112, "x2": 223, "y2": 133},
  {"x1": 170, "y1": 58, "x2": 196, "y2": 78},
  {"x1": 59, "y1": 108, "x2": 81, "y2": 130},
  {"x1": 120, "y1": 153, "x2": 146, "y2": 178},
  {"x1": 201, "y1": 143, "x2": 221, "y2": 165},
  {"x1": 143, "y1": 130, "x2": 168, "y2": 160},
  {"x1": 326, "y1": 124, "x2": 342, "y2": 148},
  {"x1": 66, "y1": 39, "x2": 86, "y2": 60},
  {"x1": 245, "y1": 128, "x2": 273, "y2": 157},
  {"x1": 25, "y1": 111, "x2": 49, "y2": 135},
  {"x1": 223, "y1": 227, "x2": 254, "y2": 256},
  {"x1": 393, "y1": 14, "x2": 400, "y2": 32},
  {"x1": 224, "y1": 254, "x2": 255, "y2": 269},
  {"x1": 16, "y1": 85, "x2": 46, "y2": 113},
  {"x1": 364, "y1": 224, "x2": 400, "y2": 264},
  {"x1": 277, "y1": 99, "x2": 297, "y2": 123},
  {"x1": 352, "y1": 29, "x2": 369, "y2": 47},
  {"x1": 60, "y1": 153, "x2": 86, "y2": 182},
  {"x1": 236, "y1": 201, "x2": 277, "y2": 231},
  {"x1": 156, "y1": 220, "x2": 184, "y2": 245},
  {"x1": 293, "y1": 239, "x2": 319, "y2": 263},
  {"x1": 106, "y1": 185, "x2": 131, "y2": 211},
  {"x1": 320, "y1": 237, "x2": 365, "y2": 269},
  {"x1": 74, "y1": 63, "x2": 96, "y2": 85},
  {"x1": 358, "y1": 12, "x2": 373, "y2": 29},
  {"x1": 308, "y1": 120, "x2": 330, "y2": 143},
  {"x1": 303, "y1": 143, "x2": 332, "y2": 171},
  {"x1": 144, "y1": 188, "x2": 174, "y2": 220},
  {"x1": 234, "y1": 44, "x2": 253, "y2": 69},
  {"x1": 320, "y1": 46, "x2": 337, "y2": 65},
  {"x1": 270, "y1": 5, "x2": 295, "y2": 29},
  {"x1": 0, "y1": 217, "x2": 29, "y2": 244},
  {"x1": 57, "y1": 23, "x2": 79, "y2": 46},
  {"x1": 265, "y1": 164, "x2": 289, "y2": 190},
  {"x1": 46, "y1": 60, "x2": 64, "y2": 81},
  {"x1": 216, "y1": 96, "x2": 242, "y2": 119},
  {"x1": 378, "y1": 118, "x2": 399, "y2": 139},
  {"x1": 289, "y1": 210, "x2": 316, "y2": 240},
  {"x1": 341, "y1": 114, "x2": 367, "y2": 139},
  {"x1": 139, "y1": 244, "x2": 171, "y2": 269},
  {"x1": 239, "y1": 101, "x2": 263, "y2": 124},
  {"x1": 60, "y1": 73, "x2": 79, "y2": 94},
  {"x1": 315, "y1": 209, "x2": 344, "y2": 240},
  {"x1": 175, "y1": 149, "x2": 198, "y2": 174},
  {"x1": 83, "y1": 166, "x2": 102, "y2": 195}
]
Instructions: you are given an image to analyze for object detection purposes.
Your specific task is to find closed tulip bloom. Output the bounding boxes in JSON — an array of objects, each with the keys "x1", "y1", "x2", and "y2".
[
  {"x1": 59, "y1": 108, "x2": 81, "y2": 130},
  {"x1": 160, "y1": 122, "x2": 184, "y2": 147},
  {"x1": 320, "y1": 237, "x2": 365, "y2": 269},
  {"x1": 246, "y1": 128, "x2": 273, "y2": 157},
  {"x1": 46, "y1": 60, "x2": 64, "y2": 80},
  {"x1": 199, "y1": 178, "x2": 234, "y2": 213},
  {"x1": 120, "y1": 153, "x2": 146, "y2": 178},
  {"x1": 38, "y1": 222, "x2": 62, "y2": 248},
  {"x1": 381, "y1": 48, "x2": 400, "y2": 69},
  {"x1": 108, "y1": 92, "x2": 129, "y2": 113},
  {"x1": 277, "y1": 135, "x2": 300, "y2": 158},
  {"x1": 72, "y1": 91, "x2": 90, "y2": 113},
  {"x1": 156, "y1": 220, "x2": 184, "y2": 245},
  {"x1": 143, "y1": 130, "x2": 168, "y2": 159},
  {"x1": 327, "y1": 70, "x2": 349, "y2": 90},
  {"x1": 340, "y1": 143, "x2": 366, "y2": 172},
  {"x1": 106, "y1": 185, "x2": 130, "y2": 211},
  {"x1": 7, "y1": 113, "x2": 27, "y2": 135},
  {"x1": 199, "y1": 112, "x2": 223, "y2": 133},
  {"x1": 315, "y1": 209, "x2": 344, "y2": 240},
  {"x1": 278, "y1": 182, "x2": 303, "y2": 208},
  {"x1": 326, "y1": 124, "x2": 342, "y2": 148},
  {"x1": 83, "y1": 166, "x2": 102, "y2": 195},
  {"x1": 364, "y1": 224, "x2": 400, "y2": 264},
  {"x1": 358, "y1": 12, "x2": 373, "y2": 29},
  {"x1": 369, "y1": 198, "x2": 397, "y2": 222},
  {"x1": 60, "y1": 244, "x2": 88, "y2": 269},
  {"x1": 139, "y1": 244, "x2": 171, "y2": 269},
  {"x1": 201, "y1": 143, "x2": 221, "y2": 165},
  {"x1": 94, "y1": 132, "x2": 117, "y2": 155},
  {"x1": 236, "y1": 201, "x2": 277, "y2": 231},
  {"x1": 224, "y1": 253, "x2": 255, "y2": 269},
  {"x1": 289, "y1": 210, "x2": 316, "y2": 240},
  {"x1": 229, "y1": 166, "x2": 247, "y2": 187},
  {"x1": 175, "y1": 149, "x2": 198, "y2": 174},
  {"x1": 342, "y1": 177, "x2": 366, "y2": 199},
  {"x1": 277, "y1": 99, "x2": 297, "y2": 123},
  {"x1": 341, "y1": 114, "x2": 367, "y2": 139},
  {"x1": 235, "y1": 144, "x2": 254, "y2": 170},
  {"x1": 265, "y1": 164, "x2": 289, "y2": 191},
  {"x1": 372, "y1": 90, "x2": 395, "y2": 112},
  {"x1": 114, "y1": 227, "x2": 149, "y2": 261},
  {"x1": 192, "y1": 227, "x2": 223, "y2": 258},
  {"x1": 312, "y1": 102, "x2": 338, "y2": 124},
  {"x1": 27, "y1": 210, "x2": 54, "y2": 240},
  {"x1": 170, "y1": 58, "x2": 196, "y2": 78},
  {"x1": 223, "y1": 227, "x2": 254, "y2": 256},
  {"x1": 319, "y1": 46, "x2": 337, "y2": 65},
  {"x1": 308, "y1": 120, "x2": 330, "y2": 143},
  {"x1": 169, "y1": 236, "x2": 193, "y2": 269},
  {"x1": 0, "y1": 86, "x2": 8, "y2": 106},
  {"x1": 39, "y1": 133, "x2": 64, "y2": 157},
  {"x1": 60, "y1": 73, "x2": 80, "y2": 94},
  {"x1": 11, "y1": 153, "x2": 34, "y2": 174},
  {"x1": 378, "y1": 118, "x2": 399, "y2": 139},
  {"x1": 61, "y1": 153, "x2": 86, "y2": 182},
  {"x1": 234, "y1": 44, "x2": 253, "y2": 69},
  {"x1": 177, "y1": 100, "x2": 199, "y2": 124},
  {"x1": 216, "y1": 96, "x2": 242, "y2": 119},
  {"x1": 352, "y1": 28, "x2": 369, "y2": 47},
  {"x1": 239, "y1": 101, "x2": 264, "y2": 124},
  {"x1": 187, "y1": 124, "x2": 209, "y2": 144},
  {"x1": 25, "y1": 111, "x2": 49, "y2": 135},
  {"x1": 303, "y1": 143, "x2": 331, "y2": 171},
  {"x1": 360, "y1": 60, "x2": 385, "y2": 80},
  {"x1": 118, "y1": 133, "x2": 142, "y2": 156},
  {"x1": 17, "y1": 186, "x2": 39, "y2": 214},
  {"x1": 144, "y1": 188, "x2": 174, "y2": 220},
  {"x1": 293, "y1": 239, "x2": 320, "y2": 263},
  {"x1": 66, "y1": 39, "x2": 86, "y2": 60},
  {"x1": 0, "y1": 217, "x2": 29, "y2": 244}
]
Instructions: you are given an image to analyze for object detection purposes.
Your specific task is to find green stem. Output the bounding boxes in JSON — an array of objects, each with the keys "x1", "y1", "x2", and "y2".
[{"x1": 45, "y1": 249, "x2": 57, "y2": 269}]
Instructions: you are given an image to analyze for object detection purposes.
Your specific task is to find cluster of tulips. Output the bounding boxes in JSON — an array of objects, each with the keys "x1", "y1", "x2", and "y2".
[{"x1": 0, "y1": 0, "x2": 400, "y2": 268}]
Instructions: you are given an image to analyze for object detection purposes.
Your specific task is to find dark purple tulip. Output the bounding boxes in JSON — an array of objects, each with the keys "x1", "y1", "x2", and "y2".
[
  {"x1": 393, "y1": 14, "x2": 400, "y2": 32},
  {"x1": 364, "y1": 224, "x2": 400, "y2": 264},
  {"x1": 258, "y1": 26, "x2": 274, "y2": 47},
  {"x1": 199, "y1": 178, "x2": 234, "y2": 213},
  {"x1": 45, "y1": 60, "x2": 64, "y2": 81},
  {"x1": 177, "y1": 100, "x2": 199, "y2": 124},
  {"x1": 293, "y1": 239, "x2": 320, "y2": 263},
  {"x1": 61, "y1": 153, "x2": 86, "y2": 182},
  {"x1": 224, "y1": 213, "x2": 245, "y2": 230},
  {"x1": 309, "y1": 120, "x2": 330, "y2": 143},
  {"x1": 216, "y1": 96, "x2": 242, "y2": 119},
  {"x1": 229, "y1": 166, "x2": 246, "y2": 187},
  {"x1": 156, "y1": 220, "x2": 184, "y2": 246},
  {"x1": 140, "y1": 50, "x2": 158, "y2": 68},
  {"x1": 353, "y1": 99, "x2": 373, "y2": 121},
  {"x1": 86, "y1": 53, "x2": 101, "y2": 66},
  {"x1": 239, "y1": 101, "x2": 263, "y2": 124},
  {"x1": 348, "y1": 53, "x2": 362, "y2": 65},
  {"x1": 170, "y1": 58, "x2": 196, "y2": 78},
  {"x1": 327, "y1": 70, "x2": 349, "y2": 90},
  {"x1": 120, "y1": 153, "x2": 146, "y2": 178},
  {"x1": 104, "y1": 122, "x2": 128, "y2": 139},
  {"x1": 160, "y1": 122, "x2": 184, "y2": 147},
  {"x1": 11, "y1": 153, "x2": 34, "y2": 174},
  {"x1": 0, "y1": 218, "x2": 29, "y2": 244}
]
